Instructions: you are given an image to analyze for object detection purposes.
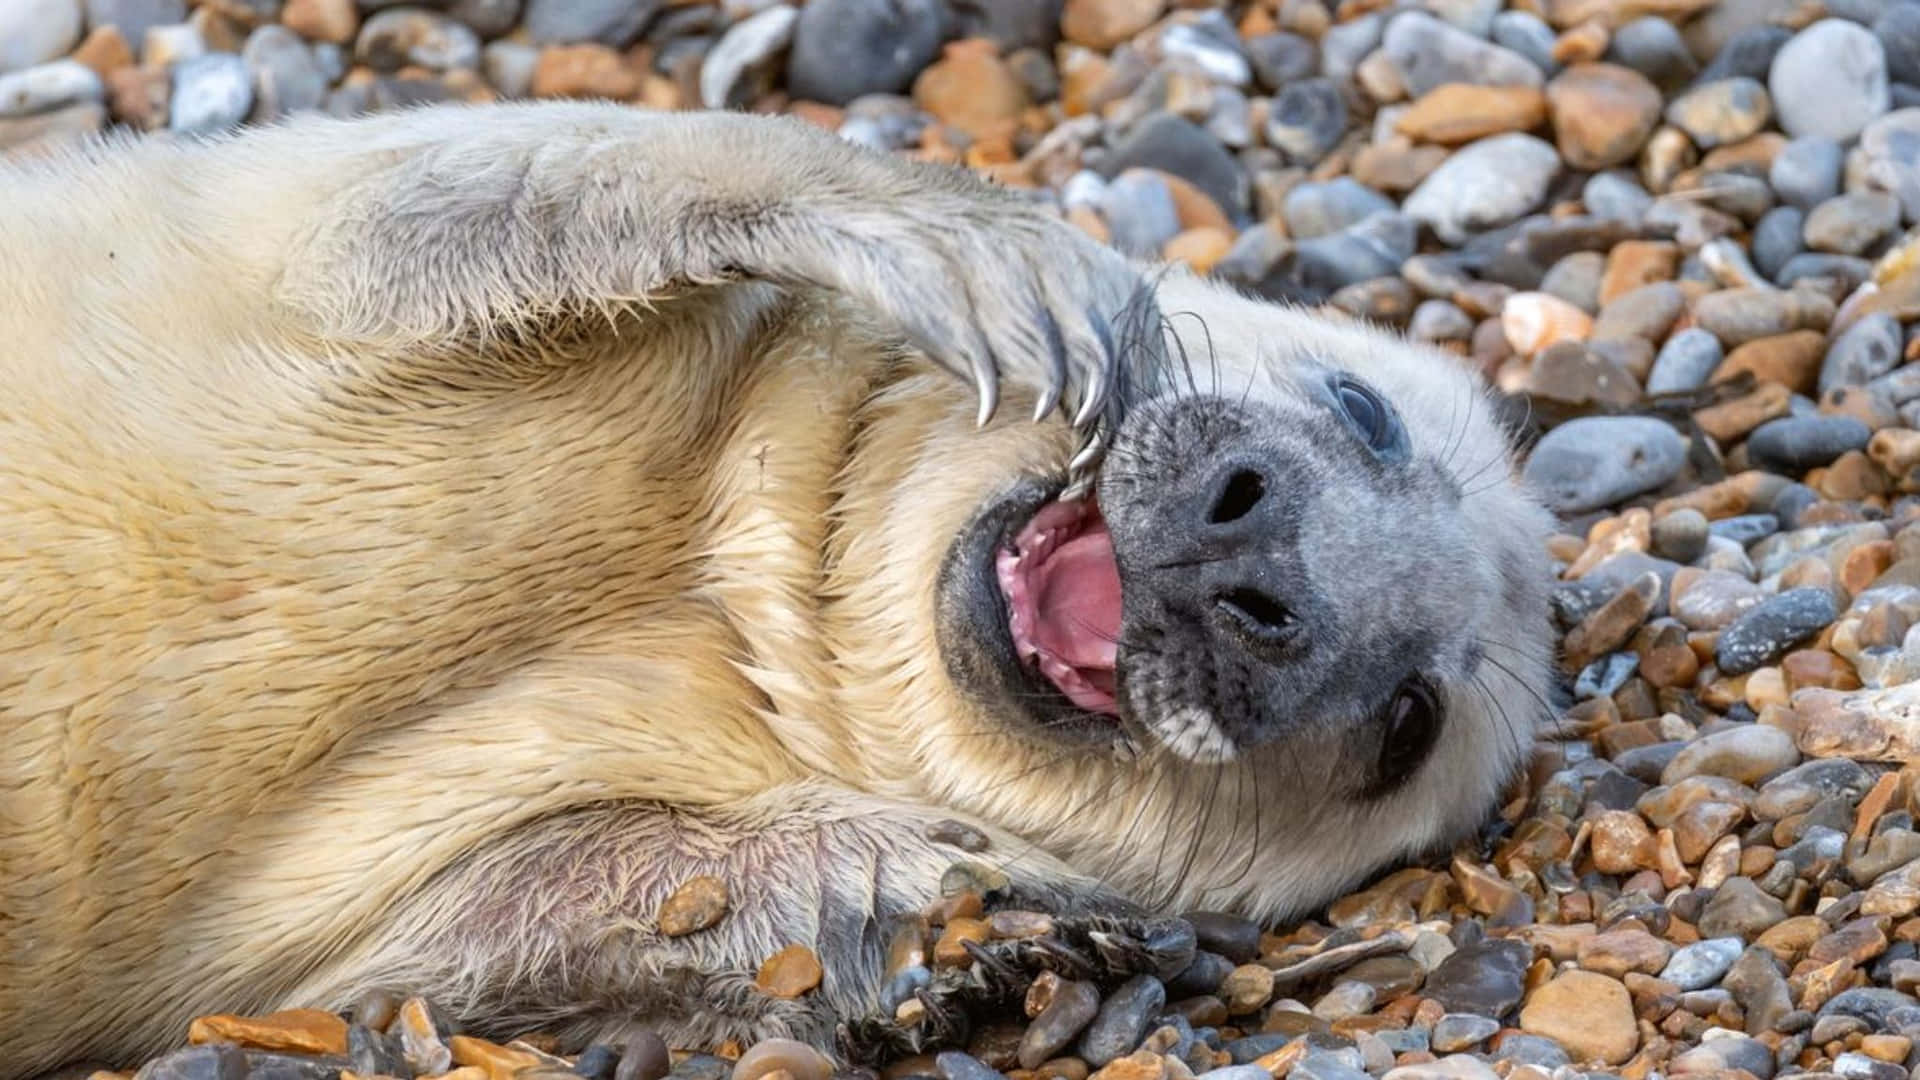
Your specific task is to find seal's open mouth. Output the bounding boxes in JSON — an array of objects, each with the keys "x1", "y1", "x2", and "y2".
[{"x1": 995, "y1": 497, "x2": 1123, "y2": 716}]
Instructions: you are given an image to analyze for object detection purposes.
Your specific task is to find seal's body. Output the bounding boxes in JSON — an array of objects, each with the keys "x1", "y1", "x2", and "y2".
[{"x1": 0, "y1": 104, "x2": 1554, "y2": 1077}]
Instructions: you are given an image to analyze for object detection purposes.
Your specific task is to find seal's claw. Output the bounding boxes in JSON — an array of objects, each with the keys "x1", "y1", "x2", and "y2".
[
  {"x1": 1033, "y1": 308, "x2": 1067, "y2": 423},
  {"x1": 1076, "y1": 916, "x2": 1197, "y2": 981},
  {"x1": 914, "y1": 985, "x2": 972, "y2": 1047},
  {"x1": 1066, "y1": 431, "x2": 1106, "y2": 488},
  {"x1": 970, "y1": 352, "x2": 999, "y2": 428}
]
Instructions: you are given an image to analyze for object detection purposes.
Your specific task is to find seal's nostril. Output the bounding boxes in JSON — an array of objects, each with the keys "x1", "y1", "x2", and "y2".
[
  {"x1": 1209, "y1": 470, "x2": 1265, "y2": 524},
  {"x1": 1216, "y1": 588, "x2": 1296, "y2": 642}
]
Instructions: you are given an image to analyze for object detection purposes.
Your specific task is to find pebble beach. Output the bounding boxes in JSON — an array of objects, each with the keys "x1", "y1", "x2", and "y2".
[{"x1": 18, "y1": 2, "x2": 1920, "y2": 1080}]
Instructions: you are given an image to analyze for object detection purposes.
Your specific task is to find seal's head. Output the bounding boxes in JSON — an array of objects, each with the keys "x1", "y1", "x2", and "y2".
[{"x1": 836, "y1": 269, "x2": 1554, "y2": 921}]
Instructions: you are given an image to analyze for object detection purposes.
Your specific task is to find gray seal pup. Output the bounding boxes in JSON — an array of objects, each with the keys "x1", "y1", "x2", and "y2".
[{"x1": 0, "y1": 102, "x2": 1554, "y2": 1077}]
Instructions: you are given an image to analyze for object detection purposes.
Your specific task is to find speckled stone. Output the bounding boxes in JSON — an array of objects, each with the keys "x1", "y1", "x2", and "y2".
[
  {"x1": 1522, "y1": 416, "x2": 1687, "y2": 513},
  {"x1": 1716, "y1": 588, "x2": 1841, "y2": 674},
  {"x1": 1659, "y1": 937, "x2": 1745, "y2": 990},
  {"x1": 1768, "y1": 20, "x2": 1890, "y2": 142},
  {"x1": 1747, "y1": 416, "x2": 1873, "y2": 473}
]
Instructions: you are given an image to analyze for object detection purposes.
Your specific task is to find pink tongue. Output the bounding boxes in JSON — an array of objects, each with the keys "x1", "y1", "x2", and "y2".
[{"x1": 1028, "y1": 522, "x2": 1122, "y2": 673}]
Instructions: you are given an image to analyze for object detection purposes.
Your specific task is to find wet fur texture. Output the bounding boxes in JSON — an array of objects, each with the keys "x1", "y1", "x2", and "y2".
[{"x1": 0, "y1": 103, "x2": 1553, "y2": 1077}]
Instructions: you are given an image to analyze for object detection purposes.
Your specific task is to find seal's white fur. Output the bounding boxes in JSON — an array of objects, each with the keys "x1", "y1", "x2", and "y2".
[{"x1": 0, "y1": 103, "x2": 1553, "y2": 1076}]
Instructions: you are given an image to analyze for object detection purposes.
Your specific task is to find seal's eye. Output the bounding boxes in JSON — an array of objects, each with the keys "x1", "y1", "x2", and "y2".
[
  {"x1": 1368, "y1": 675, "x2": 1444, "y2": 797},
  {"x1": 1337, "y1": 381, "x2": 1385, "y2": 443},
  {"x1": 1328, "y1": 375, "x2": 1408, "y2": 462}
]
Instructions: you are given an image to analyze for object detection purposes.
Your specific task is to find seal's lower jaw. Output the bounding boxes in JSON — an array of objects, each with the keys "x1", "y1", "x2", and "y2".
[
  {"x1": 935, "y1": 477, "x2": 1129, "y2": 749},
  {"x1": 995, "y1": 497, "x2": 1122, "y2": 716}
]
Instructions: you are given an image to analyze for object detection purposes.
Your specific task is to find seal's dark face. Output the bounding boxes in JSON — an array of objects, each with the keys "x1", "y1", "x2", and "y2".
[{"x1": 935, "y1": 354, "x2": 1545, "y2": 805}]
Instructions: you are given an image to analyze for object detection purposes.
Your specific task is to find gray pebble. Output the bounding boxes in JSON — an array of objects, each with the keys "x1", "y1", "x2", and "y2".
[
  {"x1": 0, "y1": 0, "x2": 81, "y2": 75},
  {"x1": 1245, "y1": 32, "x2": 1318, "y2": 93},
  {"x1": 168, "y1": 52, "x2": 251, "y2": 134},
  {"x1": 0, "y1": 59, "x2": 101, "y2": 118},
  {"x1": 1770, "y1": 135, "x2": 1846, "y2": 212},
  {"x1": 165, "y1": 1045, "x2": 345, "y2": 1076},
  {"x1": 664, "y1": 1055, "x2": 728, "y2": 1080},
  {"x1": 1700, "y1": 24, "x2": 1792, "y2": 83},
  {"x1": 1880, "y1": 3, "x2": 1920, "y2": 85},
  {"x1": 1291, "y1": 1052, "x2": 1368, "y2": 1080},
  {"x1": 572, "y1": 1045, "x2": 618, "y2": 1080},
  {"x1": 1578, "y1": 654, "x2": 1644, "y2": 701},
  {"x1": 1490, "y1": 10, "x2": 1557, "y2": 75},
  {"x1": 1429, "y1": 1014, "x2": 1499, "y2": 1052},
  {"x1": 1613, "y1": 739, "x2": 1681, "y2": 783},
  {"x1": 1820, "y1": 987, "x2": 1920, "y2": 1026},
  {"x1": 1283, "y1": 178, "x2": 1394, "y2": 240},
  {"x1": 1692, "y1": 169, "x2": 1775, "y2": 225},
  {"x1": 787, "y1": 0, "x2": 944, "y2": 105},
  {"x1": 444, "y1": 0, "x2": 519, "y2": 38},
  {"x1": 1182, "y1": 911, "x2": 1260, "y2": 965},
  {"x1": 1079, "y1": 976, "x2": 1166, "y2": 1066},
  {"x1": 347, "y1": 1026, "x2": 408, "y2": 1080},
  {"x1": 1491, "y1": 1036, "x2": 1571, "y2": 1070},
  {"x1": 1653, "y1": 507, "x2": 1711, "y2": 563},
  {"x1": 1584, "y1": 170, "x2": 1653, "y2": 224},
  {"x1": 1659, "y1": 937, "x2": 1746, "y2": 990},
  {"x1": 1225, "y1": 1035, "x2": 1293, "y2": 1064},
  {"x1": 622, "y1": 1037, "x2": 675, "y2": 1080},
  {"x1": 1404, "y1": 132, "x2": 1559, "y2": 245},
  {"x1": 1804, "y1": 192, "x2": 1902, "y2": 256},
  {"x1": 1522, "y1": 415, "x2": 1686, "y2": 513},
  {"x1": 953, "y1": 0, "x2": 1060, "y2": 52},
  {"x1": 1265, "y1": 77, "x2": 1345, "y2": 167},
  {"x1": 1715, "y1": 587, "x2": 1841, "y2": 674},
  {"x1": 1018, "y1": 980, "x2": 1102, "y2": 1070},
  {"x1": 1382, "y1": 11, "x2": 1544, "y2": 97},
  {"x1": 1101, "y1": 170, "x2": 1181, "y2": 258},
  {"x1": 1161, "y1": 18, "x2": 1251, "y2": 87},
  {"x1": 1420, "y1": 937, "x2": 1529, "y2": 1017},
  {"x1": 1769, "y1": 19, "x2": 1891, "y2": 142},
  {"x1": 243, "y1": 24, "x2": 328, "y2": 120},
  {"x1": 1319, "y1": 14, "x2": 1382, "y2": 89},
  {"x1": 1374, "y1": 1029, "x2": 1430, "y2": 1055},
  {"x1": 1878, "y1": 354, "x2": 1920, "y2": 403},
  {"x1": 1710, "y1": 513, "x2": 1782, "y2": 546},
  {"x1": 1100, "y1": 112, "x2": 1249, "y2": 221},
  {"x1": 880, "y1": 965, "x2": 932, "y2": 1011},
  {"x1": 1751, "y1": 206, "x2": 1805, "y2": 281},
  {"x1": 1610, "y1": 17, "x2": 1698, "y2": 90},
  {"x1": 1698, "y1": 876, "x2": 1792, "y2": 941},
  {"x1": 1835, "y1": 1053, "x2": 1908, "y2": 1080},
  {"x1": 482, "y1": 40, "x2": 537, "y2": 97},
  {"x1": 1265, "y1": 212, "x2": 1415, "y2": 302},
  {"x1": 522, "y1": 0, "x2": 660, "y2": 46},
  {"x1": 936, "y1": 1053, "x2": 1007, "y2": 1080},
  {"x1": 1747, "y1": 416, "x2": 1873, "y2": 472},
  {"x1": 1777, "y1": 252, "x2": 1874, "y2": 292},
  {"x1": 1779, "y1": 824, "x2": 1847, "y2": 869},
  {"x1": 1824, "y1": 312, "x2": 1905, "y2": 393},
  {"x1": 1591, "y1": 279, "x2": 1682, "y2": 342},
  {"x1": 1758, "y1": 758, "x2": 1874, "y2": 819},
  {"x1": 1410, "y1": 299, "x2": 1474, "y2": 343},
  {"x1": 1422, "y1": 0, "x2": 1501, "y2": 37},
  {"x1": 133, "y1": 1045, "x2": 256, "y2": 1080},
  {"x1": 1725, "y1": 945, "x2": 1796, "y2": 1037},
  {"x1": 1542, "y1": 251, "x2": 1606, "y2": 315}
]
